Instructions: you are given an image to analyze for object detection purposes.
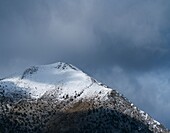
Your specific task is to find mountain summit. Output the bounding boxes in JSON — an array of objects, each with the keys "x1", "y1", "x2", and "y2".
[{"x1": 0, "y1": 62, "x2": 169, "y2": 133}]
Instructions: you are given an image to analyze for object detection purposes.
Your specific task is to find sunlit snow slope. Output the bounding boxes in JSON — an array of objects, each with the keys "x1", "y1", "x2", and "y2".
[
  {"x1": 0, "y1": 62, "x2": 169, "y2": 133},
  {"x1": 0, "y1": 62, "x2": 111, "y2": 100}
]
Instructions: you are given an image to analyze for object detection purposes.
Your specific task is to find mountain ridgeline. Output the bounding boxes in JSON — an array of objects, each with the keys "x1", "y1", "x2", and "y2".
[{"x1": 0, "y1": 62, "x2": 169, "y2": 133}]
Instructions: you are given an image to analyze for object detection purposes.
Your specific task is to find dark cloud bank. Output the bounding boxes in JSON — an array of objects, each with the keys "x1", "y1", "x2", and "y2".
[{"x1": 0, "y1": 0, "x2": 170, "y2": 128}]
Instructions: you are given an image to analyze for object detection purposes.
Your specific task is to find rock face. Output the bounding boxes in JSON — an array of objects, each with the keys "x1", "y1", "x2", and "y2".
[{"x1": 0, "y1": 62, "x2": 169, "y2": 133}]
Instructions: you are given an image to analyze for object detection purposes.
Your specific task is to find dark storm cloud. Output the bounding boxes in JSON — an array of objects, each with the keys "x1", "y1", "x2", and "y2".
[
  {"x1": 0, "y1": 0, "x2": 170, "y2": 128},
  {"x1": 1, "y1": 0, "x2": 170, "y2": 71}
]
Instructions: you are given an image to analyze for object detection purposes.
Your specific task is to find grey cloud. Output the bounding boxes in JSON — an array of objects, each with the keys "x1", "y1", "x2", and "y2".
[
  {"x1": 93, "y1": 67, "x2": 170, "y2": 127},
  {"x1": 0, "y1": 0, "x2": 170, "y2": 128}
]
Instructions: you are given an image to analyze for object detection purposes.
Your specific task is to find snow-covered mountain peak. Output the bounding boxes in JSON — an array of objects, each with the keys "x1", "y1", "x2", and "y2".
[
  {"x1": 0, "y1": 62, "x2": 169, "y2": 133},
  {"x1": 0, "y1": 62, "x2": 111, "y2": 100},
  {"x1": 21, "y1": 62, "x2": 79, "y2": 79}
]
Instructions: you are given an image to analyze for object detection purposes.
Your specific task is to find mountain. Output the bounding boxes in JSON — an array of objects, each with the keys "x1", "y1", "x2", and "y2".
[{"x1": 0, "y1": 62, "x2": 169, "y2": 133}]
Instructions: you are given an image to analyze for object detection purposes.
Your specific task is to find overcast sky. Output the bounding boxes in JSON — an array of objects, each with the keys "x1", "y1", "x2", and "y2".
[{"x1": 0, "y1": 0, "x2": 170, "y2": 128}]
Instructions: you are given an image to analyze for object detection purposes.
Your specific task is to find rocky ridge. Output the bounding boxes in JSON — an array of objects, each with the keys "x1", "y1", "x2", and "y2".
[{"x1": 0, "y1": 62, "x2": 169, "y2": 133}]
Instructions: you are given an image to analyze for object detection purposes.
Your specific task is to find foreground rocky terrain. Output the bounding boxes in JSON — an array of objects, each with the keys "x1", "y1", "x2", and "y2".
[{"x1": 0, "y1": 62, "x2": 169, "y2": 133}]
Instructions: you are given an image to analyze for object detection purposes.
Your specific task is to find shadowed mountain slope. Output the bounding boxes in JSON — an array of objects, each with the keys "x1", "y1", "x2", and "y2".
[{"x1": 0, "y1": 62, "x2": 169, "y2": 133}]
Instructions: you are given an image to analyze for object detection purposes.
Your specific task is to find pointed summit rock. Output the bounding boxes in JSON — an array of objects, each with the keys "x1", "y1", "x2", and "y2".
[{"x1": 0, "y1": 62, "x2": 169, "y2": 133}]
